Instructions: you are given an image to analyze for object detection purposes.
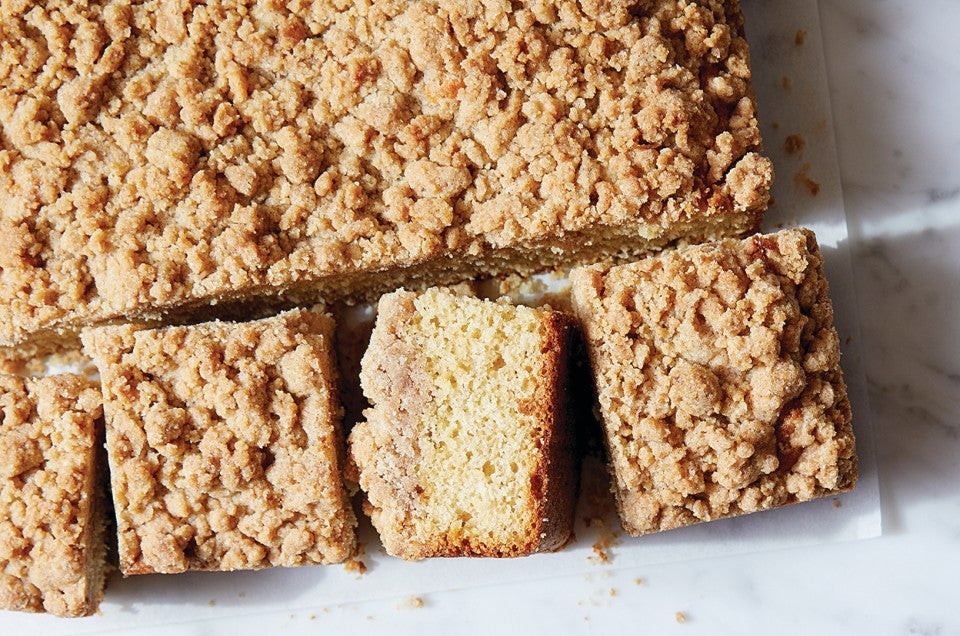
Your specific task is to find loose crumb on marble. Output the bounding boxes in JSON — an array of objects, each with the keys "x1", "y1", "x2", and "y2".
[
  {"x1": 609, "y1": 588, "x2": 618, "y2": 597},
  {"x1": 397, "y1": 596, "x2": 425, "y2": 610},
  {"x1": 208, "y1": 599, "x2": 216, "y2": 607},
  {"x1": 833, "y1": 498, "x2": 842, "y2": 508},
  {"x1": 675, "y1": 611, "x2": 688, "y2": 624},
  {"x1": 795, "y1": 29, "x2": 807, "y2": 45},
  {"x1": 633, "y1": 577, "x2": 645, "y2": 586},
  {"x1": 785, "y1": 134, "x2": 806, "y2": 156}
]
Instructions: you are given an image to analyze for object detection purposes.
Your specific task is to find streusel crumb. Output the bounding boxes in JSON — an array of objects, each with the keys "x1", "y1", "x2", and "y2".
[
  {"x1": 1, "y1": 0, "x2": 771, "y2": 352},
  {"x1": 0, "y1": 374, "x2": 106, "y2": 617},
  {"x1": 571, "y1": 228, "x2": 857, "y2": 535},
  {"x1": 81, "y1": 309, "x2": 356, "y2": 574}
]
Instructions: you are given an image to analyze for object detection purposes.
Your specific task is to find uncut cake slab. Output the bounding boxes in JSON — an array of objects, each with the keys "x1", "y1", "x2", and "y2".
[
  {"x1": 0, "y1": 0, "x2": 771, "y2": 355},
  {"x1": 0, "y1": 1, "x2": 879, "y2": 632}
]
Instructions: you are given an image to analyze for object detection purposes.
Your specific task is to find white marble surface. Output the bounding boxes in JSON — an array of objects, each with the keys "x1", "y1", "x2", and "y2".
[{"x1": 7, "y1": 1, "x2": 959, "y2": 633}]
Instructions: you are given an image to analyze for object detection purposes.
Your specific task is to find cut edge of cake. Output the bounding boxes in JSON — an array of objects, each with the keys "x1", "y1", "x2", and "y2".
[{"x1": 348, "y1": 287, "x2": 577, "y2": 560}]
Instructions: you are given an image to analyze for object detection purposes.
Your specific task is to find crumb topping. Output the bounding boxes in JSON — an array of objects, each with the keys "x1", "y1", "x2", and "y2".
[
  {"x1": 81, "y1": 309, "x2": 356, "y2": 573},
  {"x1": 1, "y1": 0, "x2": 771, "y2": 348},
  {"x1": 571, "y1": 228, "x2": 857, "y2": 534},
  {"x1": 0, "y1": 373, "x2": 103, "y2": 617}
]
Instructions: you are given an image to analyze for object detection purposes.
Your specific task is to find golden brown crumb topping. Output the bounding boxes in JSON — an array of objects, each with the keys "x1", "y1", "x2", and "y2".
[
  {"x1": 81, "y1": 309, "x2": 356, "y2": 574},
  {"x1": 0, "y1": 373, "x2": 103, "y2": 617},
  {"x1": 571, "y1": 228, "x2": 857, "y2": 534},
  {"x1": 1, "y1": 0, "x2": 770, "y2": 348}
]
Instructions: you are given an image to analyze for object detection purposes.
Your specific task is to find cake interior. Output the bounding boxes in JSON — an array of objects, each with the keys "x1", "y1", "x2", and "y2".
[{"x1": 359, "y1": 289, "x2": 558, "y2": 555}]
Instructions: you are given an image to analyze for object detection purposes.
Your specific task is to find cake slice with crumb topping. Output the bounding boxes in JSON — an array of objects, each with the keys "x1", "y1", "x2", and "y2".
[
  {"x1": 570, "y1": 228, "x2": 858, "y2": 535},
  {"x1": 349, "y1": 288, "x2": 576, "y2": 560},
  {"x1": 0, "y1": 374, "x2": 106, "y2": 617},
  {"x1": 81, "y1": 308, "x2": 356, "y2": 574}
]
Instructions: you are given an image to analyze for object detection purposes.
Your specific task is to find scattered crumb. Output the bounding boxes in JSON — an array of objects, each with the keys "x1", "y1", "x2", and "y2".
[
  {"x1": 397, "y1": 596, "x2": 425, "y2": 610},
  {"x1": 833, "y1": 498, "x2": 842, "y2": 508},
  {"x1": 633, "y1": 577, "x2": 645, "y2": 586},
  {"x1": 772, "y1": 121, "x2": 780, "y2": 130},
  {"x1": 784, "y1": 134, "x2": 806, "y2": 156},
  {"x1": 781, "y1": 75, "x2": 792, "y2": 90},
  {"x1": 322, "y1": 607, "x2": 330, "y2": 614},
  {"x1": 590, "y1": 526, "x2": 621, "y2": 564},
  {"x1": 308, "y1": 614, "x2": 316, "y2": 621},
  {"x1": 237, "y1": 591, "x2": 245, "y2": 598},
  {"x1": 366, "y1": 615, "x2": 374, "y2": 621},
  {"x1": 795, "y1": 164, "x2": 821, "y2": 196},
  {"x1": 344, "y1": 557, "x2": 367, "y2": 576},
  {"x1": 609, "y1": 588, "x2": 618, "y2": 597},
  {"x1": 845, "y1": 336, "x2": 853, "y2": 346},
  {"x1": 675, "y1": 612, "x2": 688, "y2": 624},
  {"x1": 208, "y1": 599, "x2": 216, "y2": 607},
  {"x1": 795, "y1": 29, "x2": 807, "y2": 45}
]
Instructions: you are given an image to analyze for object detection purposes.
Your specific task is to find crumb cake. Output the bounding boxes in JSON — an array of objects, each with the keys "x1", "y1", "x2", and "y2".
[
  {"x1": 570, "y1": 228, "x2": 857, "y2": 535},
  {"x1": 0, "y1": 374, "x2": 106, "y2": 617},
  {"x1": 349, "y1": 288, "x2": 576, "y2": 560},
  {"x1": 80, "y1": 309, "x2": 356, "y2": 574},
  {"x1": 1, "y1": 0, "x2": 772, "y2": 353}
]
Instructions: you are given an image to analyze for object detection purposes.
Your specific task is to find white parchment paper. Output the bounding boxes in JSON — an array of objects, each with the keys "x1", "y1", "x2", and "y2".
[{"x1": 1, "y1": 2, "x2": 881, "y2": 632}]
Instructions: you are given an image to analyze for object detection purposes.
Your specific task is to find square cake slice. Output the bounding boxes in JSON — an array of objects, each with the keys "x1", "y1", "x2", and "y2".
[
  {"x1": 81, "y1": 309, "x2": 355, "y2": 574},
  {"x1": 349, "y1": 288, "x2": 576, "y2": 560},
  {"x1": 0, "y1": 374, "x2": 106, "y2": 617},
  {"x1": 570, "y1": 228, "x2": 858, "y2": 535}
]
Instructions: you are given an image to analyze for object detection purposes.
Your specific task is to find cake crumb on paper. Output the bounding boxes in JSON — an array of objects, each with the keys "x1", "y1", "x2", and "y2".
[
  {"x1": 344, "y1": 557, "x2": 367, "y2": 576},
  {"x1": 785, "y1": 134, "x2": 806, "y2": 156},
  {"x1": 795, "y1": 164, "x2": 822, "y2": 196},
  {"x1": 589, "y1": 525, "x2": 621, "y2": 565}
]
